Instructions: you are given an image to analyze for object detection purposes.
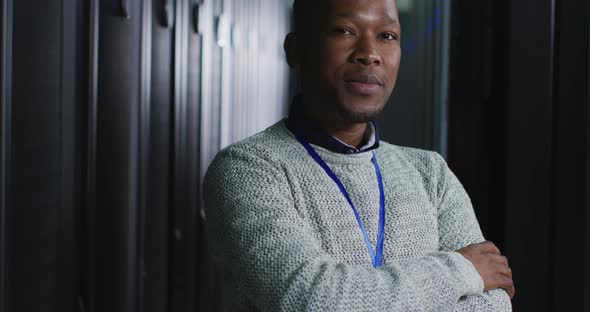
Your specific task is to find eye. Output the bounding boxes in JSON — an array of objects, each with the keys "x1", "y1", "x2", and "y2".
[
  {"x1": 380, "y1": 32, "x2": 399, "y2": 41},
  {"x1": 332, "y1": 28, "x2": 354, "y2": 36}
]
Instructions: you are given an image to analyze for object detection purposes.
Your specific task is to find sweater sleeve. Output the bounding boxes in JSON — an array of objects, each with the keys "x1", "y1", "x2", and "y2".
[
  {"x1": 433, "y1": 153, "x2": 512, "y2": 312},
  {"x1": 204, "y1": 146, "x2": 487, "y2": 312}
]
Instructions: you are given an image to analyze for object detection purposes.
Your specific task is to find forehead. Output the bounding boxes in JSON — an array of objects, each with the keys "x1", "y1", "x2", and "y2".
[{"x1": 324, "y1": 0, "x2": 399, "y2": 20}]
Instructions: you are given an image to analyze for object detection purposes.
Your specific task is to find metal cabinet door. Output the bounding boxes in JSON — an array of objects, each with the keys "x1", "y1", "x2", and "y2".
[
  {"x1": 1, "y1": 1, "x2": 84, "y2": 311},
  {"x1": 90, "y1": 1, "x2": 144, "y2": 311},
  {"x1": 169, "y1": 0, "x2": 207, "y2": 311},
  {"x1": 141, "y1": 0, "x2": 175, "y2": 311}
]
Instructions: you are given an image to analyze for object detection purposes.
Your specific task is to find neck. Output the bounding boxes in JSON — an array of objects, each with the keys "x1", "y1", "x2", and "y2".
[
  {"x1": 325, "y1": 122, "x2": 368, "y2": 148},
  {"x1": 309, "y1": 113, "x2": 369, "y2": 148},
  {"x1": 298, "y1": 96, "x2": 369, "y2": 148}
]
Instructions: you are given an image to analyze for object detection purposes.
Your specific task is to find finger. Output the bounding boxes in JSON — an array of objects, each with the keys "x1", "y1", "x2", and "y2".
[
  {"x1": 489, "y1": 255, "x2": 512, "y2": 278},
  {"x1": 496, "y1": 272, "x2": 514, "y2": 293},
  {"x1": 492, "y1": 261, "x2": 512, "y2": 279},
  {"x1": 483, "y1": 241, "x2": 501, "y2": 255},
  {"x1": 505, "y1": 284, "x2": 515, "y2": 299},
  {"x1": 512, "y1": 282, "x2": 516, "y2": 298},
  {"x1": 498, "y1": 255, "x2": 509, "y2": 266},
  {"x1": 489, "y1": 254, "x2": 508, "y2": 265},
  {"x1": 498, "y1": 264, "x2": 512, "y2": 279},
  {"x1": 505, "y1": 279, "x2": 516, "y2": 299}
]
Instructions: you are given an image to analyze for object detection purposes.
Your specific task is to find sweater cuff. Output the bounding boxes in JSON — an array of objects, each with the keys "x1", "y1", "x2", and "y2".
[{"x1": 450, "y1": 251, "x2": 485, "y2": 296}]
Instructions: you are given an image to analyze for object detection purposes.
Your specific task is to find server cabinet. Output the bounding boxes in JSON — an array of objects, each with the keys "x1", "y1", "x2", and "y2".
[
  {"x1": 142, "y1": 0, "x2": 175, "y2": 311},
  {"x1": 449, "y1": 0, "x2": 590, "y2": 311},
  {"x1": 0, "y1": 1, "x2": 292, "y2": 311},
  {"x1": 90, "y1": 0, "x2": 144, "y2": 311},
  {"x1": 83, "y1": 0, "x2": 207, "y2": 311},
  {"x1": 169, "y1": 0, "x2": 203, "y2": 311},
  {"x1": 6, "y1": 1, "x2": 82, "y2": 311},
  {"x1": 0, "y1": 0, "x2": 86, "y2": 311},
  {"x1": 549, "y1": 1, "x2": 589, "y2": 310}
]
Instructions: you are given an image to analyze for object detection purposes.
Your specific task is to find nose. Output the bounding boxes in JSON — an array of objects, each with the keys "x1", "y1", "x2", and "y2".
[{"x1": 350, "y1": 36, "x2": 381, "y2": 66}]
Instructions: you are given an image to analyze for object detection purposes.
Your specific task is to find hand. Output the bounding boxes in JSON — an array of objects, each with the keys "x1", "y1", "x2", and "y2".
[{"x1": 457, "y1": 241, "x2": 515, "y2": 299}]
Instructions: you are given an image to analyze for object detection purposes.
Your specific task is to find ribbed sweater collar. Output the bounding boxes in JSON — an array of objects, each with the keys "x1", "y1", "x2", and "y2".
[{"x1": 279, "y1": 121, "x2": 376, "y2": 165}]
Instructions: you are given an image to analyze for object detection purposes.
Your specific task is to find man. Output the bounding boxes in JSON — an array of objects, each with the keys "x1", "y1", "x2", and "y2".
[{"x1": 203, "y1": 0, "x2": 515, "y2": 311}]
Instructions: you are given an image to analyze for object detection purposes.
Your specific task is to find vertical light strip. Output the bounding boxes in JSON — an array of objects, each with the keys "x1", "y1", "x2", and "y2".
[
  {"x1": 173, "y1": 0, "x2": 183, "y2": 222},
  {"x1": 0, "y1": 0, "x2": 11, "y2": 310},
  {"x1": 548, "y1": 0, "x2": 558, "y2": 307},
  {"x1": 172, "y1": 0, "x2": 183, "y2": 309},
  {"x1": 58, "y1": 0, "x2": 77, "y2": 310},
  {"x1": 172, "y1": 0, "x2": 191, "y2": 310},
  {"x1": 137, "y1": 0, "x2": 152, "y2": 311},
  {"x1": 84, "y1": 0, "x2": 100, "y2": 311},
  {"x1": 174, "y1": 0, "x2": 188, "y2": 168},
  {"x1": 431, "y1": 0, "x2": 449, "y2": 157},
  {"x1": 199, "y1": 0, "x2": 214, "y2": 173},
  {"x1": 219, "y1": 4, "x2": 233, "y2": 148},
  {"x1": 252, "y1": 0, "x2": 260, "y2": 134}
]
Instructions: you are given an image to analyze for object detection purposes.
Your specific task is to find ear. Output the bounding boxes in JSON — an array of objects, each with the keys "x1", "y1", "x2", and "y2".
[{"x1": 284, "y1": 32, "x2": 301, "y2": 70}]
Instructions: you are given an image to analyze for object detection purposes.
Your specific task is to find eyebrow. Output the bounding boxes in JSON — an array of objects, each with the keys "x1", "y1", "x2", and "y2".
[{"x1": 333, "y1": 13, "x2": 401, "y2": 26}]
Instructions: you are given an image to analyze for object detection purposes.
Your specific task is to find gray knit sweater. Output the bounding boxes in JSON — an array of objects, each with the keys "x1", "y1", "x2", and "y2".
[{"x1": 203, "y1": 120, "x2": 512, "y2": 311}]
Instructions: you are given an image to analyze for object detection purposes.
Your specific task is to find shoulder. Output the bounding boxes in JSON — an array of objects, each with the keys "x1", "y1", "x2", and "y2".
[
  {"x1": 204, "y1": 120, "x2": 297, "y2": 188},
  {"x1": 376, "y1": 141, "x2": 447, "y2": 175},
  {"x1": 376, "y1": 142, "x2": 451, "y2": 202},
  {"x1": 203, "y1": 120, "x2": 298, "y2": 221}
]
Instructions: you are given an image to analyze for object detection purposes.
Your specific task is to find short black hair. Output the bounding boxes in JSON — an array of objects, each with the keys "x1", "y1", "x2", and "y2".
[
  {"x1": 292, "y1": 0, "x2": 304, "y2": 35},
  {"x1": 292, "y1": 0, "x2": 325, "y2": 36}
]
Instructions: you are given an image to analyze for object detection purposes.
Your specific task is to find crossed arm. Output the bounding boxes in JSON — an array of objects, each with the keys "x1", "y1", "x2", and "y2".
[{"x1": 434, "y1": 152, "x2": 513, "y2": 311}]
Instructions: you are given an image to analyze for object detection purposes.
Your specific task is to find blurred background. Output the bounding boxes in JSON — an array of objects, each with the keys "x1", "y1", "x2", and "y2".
[{"x1": 0, "y1": 0, "x2": 588, "y2": 311}]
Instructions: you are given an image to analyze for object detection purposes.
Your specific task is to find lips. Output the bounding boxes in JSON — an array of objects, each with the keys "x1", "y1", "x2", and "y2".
[{"x1": 343, "y1": 73, "x2": 384, "y2": 95}]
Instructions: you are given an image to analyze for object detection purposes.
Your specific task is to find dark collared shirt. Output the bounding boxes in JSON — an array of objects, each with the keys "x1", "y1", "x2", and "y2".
[{"x1": 286, "y1": 97, "x2": 380, "y2": 154}]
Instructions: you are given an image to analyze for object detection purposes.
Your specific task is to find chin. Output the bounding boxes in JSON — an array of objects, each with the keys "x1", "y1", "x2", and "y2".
[
  {"x1": 336, "y1": 104, "x2": 384, "y2": 123},
  {"x1": 336, "y1": 90, "x2": 389, "y2": 123}
]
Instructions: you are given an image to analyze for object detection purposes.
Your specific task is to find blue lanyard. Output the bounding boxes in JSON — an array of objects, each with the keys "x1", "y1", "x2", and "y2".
[{"x1": 291, "y1": 130, "x2": 386, "y2": 268}]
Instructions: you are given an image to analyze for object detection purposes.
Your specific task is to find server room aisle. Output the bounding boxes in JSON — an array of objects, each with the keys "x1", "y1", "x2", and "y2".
[
  {"x1": 0, "y1": 1, "x2": 290, "y2": 311},
  {"x1": 1, "y1": 1, "x2": 589, "y2": 312}
]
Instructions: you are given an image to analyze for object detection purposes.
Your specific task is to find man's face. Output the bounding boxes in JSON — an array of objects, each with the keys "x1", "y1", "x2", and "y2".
[{"x1": 299, "y1": 0, "x2": 401, "y2": 123}]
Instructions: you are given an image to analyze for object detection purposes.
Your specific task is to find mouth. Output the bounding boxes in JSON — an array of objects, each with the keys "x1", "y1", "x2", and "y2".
[{"x1": 343, "y1": 74, "x2": 384, "y2": 95}]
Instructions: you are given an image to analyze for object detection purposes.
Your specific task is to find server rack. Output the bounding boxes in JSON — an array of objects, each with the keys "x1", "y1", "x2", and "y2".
[
  {"x1": 449, "y1": 0, "x2": 590, "y2": 311},
  {"x1": 0, "y1": 0, "x2": 291, "y2": 311}
]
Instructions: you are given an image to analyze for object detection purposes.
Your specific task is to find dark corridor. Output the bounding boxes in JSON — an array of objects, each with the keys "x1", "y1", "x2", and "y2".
[{"x1": 0, "y1": 0, "x2": 589, "y2": 311}]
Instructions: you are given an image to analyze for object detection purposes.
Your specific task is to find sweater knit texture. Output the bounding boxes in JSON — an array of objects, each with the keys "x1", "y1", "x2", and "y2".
[{"x1": 203, "y1": 120, "x2": 512, "y2": 312}]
